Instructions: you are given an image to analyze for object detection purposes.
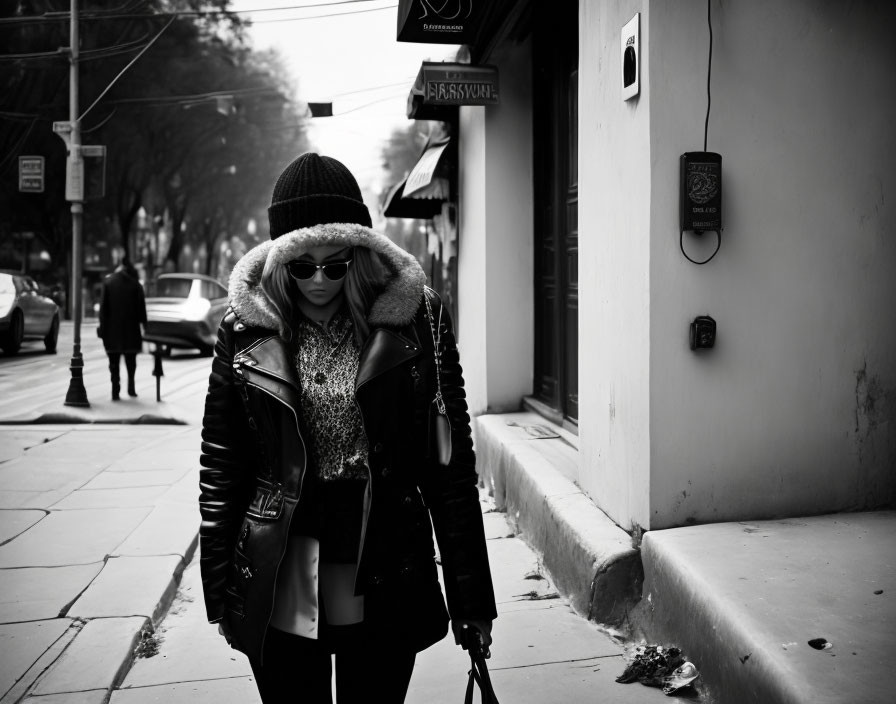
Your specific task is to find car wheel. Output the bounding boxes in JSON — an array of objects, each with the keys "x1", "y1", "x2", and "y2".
[
  {"x1": 1, "y1": 310, "x2": 24, "y2": 355},
  {"x1": 44, "y1": 314, "x2": 60, "y2": 353}
]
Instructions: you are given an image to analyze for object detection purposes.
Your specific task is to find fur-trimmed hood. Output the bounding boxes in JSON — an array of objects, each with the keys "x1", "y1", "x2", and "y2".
[{"x1": 228, "y1": 223, "x2": 426, "y2": 334}]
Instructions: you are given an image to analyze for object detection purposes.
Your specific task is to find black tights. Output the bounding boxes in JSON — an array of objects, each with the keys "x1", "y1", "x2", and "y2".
[{"x1": 251, "y1": 625, "x2": 416, "y2": 704}]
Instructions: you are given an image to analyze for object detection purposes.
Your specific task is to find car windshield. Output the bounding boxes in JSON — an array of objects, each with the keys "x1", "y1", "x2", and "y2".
[
  {"x1": 155, "y1": 278, "x2": 193, "y2": 298},
  {"x1": 0, "y1": 275, "x2": 14, "y2": 296}
]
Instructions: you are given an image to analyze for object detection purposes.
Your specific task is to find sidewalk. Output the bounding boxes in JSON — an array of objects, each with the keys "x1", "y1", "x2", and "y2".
[
  {"x1": 0, "y1": 412, "x2": 673, "y2": 703},
  {"x1": 0, "y1": 423, "x2": 200, "y2": 704},
  {"x1": 111, "y1": 496, "x2": 674, "y2": 704}
]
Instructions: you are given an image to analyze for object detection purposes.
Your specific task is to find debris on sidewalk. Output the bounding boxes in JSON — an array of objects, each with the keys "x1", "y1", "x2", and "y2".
[
  {"x1": 616, "y1": 643, "x2": 700, "y2": 695},
  {"x1": 808, "y1": 637, "x2": 832, "y2": 650}
]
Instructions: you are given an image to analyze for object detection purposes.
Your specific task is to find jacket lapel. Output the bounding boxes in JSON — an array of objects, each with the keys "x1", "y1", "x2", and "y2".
[
  {"x1": 356, "y1": 326, "x2": 421, "y2": 390},
  {"x1": 235, "y1": 335, "x2": 301, "y2": 405}
]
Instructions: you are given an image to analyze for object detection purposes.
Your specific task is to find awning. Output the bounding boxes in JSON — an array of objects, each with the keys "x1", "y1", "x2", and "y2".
[
  {"x1": 406, "y1": 61, "x2": 498, "y2": 119},
  {"x1": 405, "y1": 142, "x2": 449, "y2": 197},
  {"x1": 383, "y1": 180, "x2": 444, "y2": 219},
  {"x1": 383, "y1": 140, "x2": 452, "y2": 219}
]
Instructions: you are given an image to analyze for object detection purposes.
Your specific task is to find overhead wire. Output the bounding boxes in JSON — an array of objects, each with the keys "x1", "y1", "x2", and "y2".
[
  {"x1": 79, "y1": 15, "x2": 176, "y2": 121},
  {"x1": 0, "y1": 1, "x2": 387, "y2": 24}
]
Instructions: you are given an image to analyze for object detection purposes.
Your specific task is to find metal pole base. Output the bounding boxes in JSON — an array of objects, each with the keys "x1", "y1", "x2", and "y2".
[{"x1": 64, "y1": 349, "x2": 90, "y2": 407}]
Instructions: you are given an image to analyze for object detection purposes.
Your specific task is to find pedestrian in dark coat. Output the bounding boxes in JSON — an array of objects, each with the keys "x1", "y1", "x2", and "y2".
[
  {"x1": 98, "y1": 258, "x2": 147, "y2": 400},
  {"x1": 198, "y1": 153, "x2": 496, "y2": 703}
]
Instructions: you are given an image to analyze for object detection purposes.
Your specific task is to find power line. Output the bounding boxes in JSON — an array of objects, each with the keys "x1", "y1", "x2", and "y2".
[
  {"x1": 251, "y1": 4, "x2": 397, "y2": 23},
  {"x1": 0, "y1": 1, "x2": 385, "y2": 24},
  {"x1": 79, "y1": 15, "x2": 177, "y2": 121}
]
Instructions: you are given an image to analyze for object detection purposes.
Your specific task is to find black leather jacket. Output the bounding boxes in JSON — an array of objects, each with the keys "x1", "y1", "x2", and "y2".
[{"x1": 198, "y1": 288, "x2": 496, "y2": 664}]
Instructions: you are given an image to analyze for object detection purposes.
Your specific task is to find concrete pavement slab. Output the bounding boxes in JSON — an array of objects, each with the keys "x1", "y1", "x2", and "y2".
[
  {"x1": 122, "y1": 559, "x2": 252, "y2": 689},
  {"x1": 0, "y1": 490, "x2": 75, "y2": 511},
  {"x1": 137, "y1": 427, "x2": 199, "y2": 452},
  {"x1": 482, "y1": 510, "x2": 515, "y2": 539},
  {"x1": 106, "y1": 449, "x2": 198, "y2": 473},
  {"x1": 0, "y1": 563, "x2": 103, "y2": 623},
  {"x1": 112, "y1": 677, "x2": 259, "y2": 704},
  {"x1": 635, "y1": 511, "x2": 896, "y2": 704},
  {"x1": 80, "y1": 468, "x2": 191, "y2": 491},
  {"x1": 488, "y1": 601, "x2": 622, "y2": 669},
  {"x1": 487, "y1": 536, "x2": 559, "y2": 604},
  {"x1": 0, "y1": 619, "x2": 73, "y2": 700},
  {"x1": 0, "y1": 507, "x2": 150, "y2": 567},
  {"x1": 0, "y1": 509, "x2": 46, "y2": 544},
  {"x1": 0, "y1": 430, "x2": 66, "y2": 463},
  {"x1": 50, "y1": 486, "x2": 169, "y2": 511},
  {"x1": 0, "y1": 458, "x2": 104, "y2": 494},
  {"x1": 32, "y1": 616, "x2": 148, "y2": 696},
  {"x1": 23, "y1": 690, "x2": 108, "y2": 703},
  {"x1": 409, "y1": 638, "x2": 668, "y2": 704},
  {"x1": 67, "y1": 556, "x2": 184, "y2": 624},
  {"x1": 113, "y1": 504, "x2": 199, "y2": 559},
  {"x1": 155, "y1": 470, "x2": 198, "y2": 507}
]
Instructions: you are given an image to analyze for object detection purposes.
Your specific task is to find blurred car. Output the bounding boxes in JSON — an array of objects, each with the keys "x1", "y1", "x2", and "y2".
[
  {"x1": 0, "y1": 271, "x2": 60, "y2": 355},
  {"x1": 143, "y1": 273, "x2": 229, "y2": 356}
]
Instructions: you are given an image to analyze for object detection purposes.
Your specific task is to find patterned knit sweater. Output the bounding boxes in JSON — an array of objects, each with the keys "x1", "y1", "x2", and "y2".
[{"x1": 294, "y1": 310, "x2": 369, "y2": 482}]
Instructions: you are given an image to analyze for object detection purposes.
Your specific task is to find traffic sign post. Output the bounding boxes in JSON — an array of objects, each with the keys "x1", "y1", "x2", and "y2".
[{"x1": 18, "y1": 156, "x2": 45, "y2": 193}]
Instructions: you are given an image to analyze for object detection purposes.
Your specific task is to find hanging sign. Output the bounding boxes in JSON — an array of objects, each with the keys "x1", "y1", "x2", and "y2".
[
  {"x1": 409, "y1": 62, "x2": 499, "y2": 110},
  {"x1": 396, "y1": 0, "x2": 480, "y2": 44}
]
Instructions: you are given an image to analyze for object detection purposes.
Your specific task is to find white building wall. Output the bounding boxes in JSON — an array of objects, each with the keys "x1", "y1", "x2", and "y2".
[
  {"x1": 458, "y1": 106, "x2": 489, "y2": 416},
  {"x1": 578, "y1": 0, "x2": 653, "y2": 531},
  {"x1": 646, "y1": 0, "x2": 896, "y2": 528},
  {"x1": 458, "y1": 39, "x2": 534, "y2": 417}
]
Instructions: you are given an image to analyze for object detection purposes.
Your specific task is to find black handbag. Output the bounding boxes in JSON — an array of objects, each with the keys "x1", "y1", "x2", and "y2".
[{"x1": 461, "y1": 627, "x2": 500, "y2": 704}]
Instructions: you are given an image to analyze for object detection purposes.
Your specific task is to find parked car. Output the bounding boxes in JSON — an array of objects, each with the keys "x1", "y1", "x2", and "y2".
[
  {"x1": 143, "y1": 273, "x2": 229, "y2": 356},
  {"x1": 0, "y1": 271, "x2": 60, "y2": 355}
]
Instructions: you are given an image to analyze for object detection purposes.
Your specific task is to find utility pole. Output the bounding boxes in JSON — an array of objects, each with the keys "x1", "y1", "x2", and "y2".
[{"x1": 62, "y1": 0, "x2": 89, "y2": 407}]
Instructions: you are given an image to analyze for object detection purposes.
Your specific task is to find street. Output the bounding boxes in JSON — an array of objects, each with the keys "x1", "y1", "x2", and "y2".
[{"x1": 0, "y1": 321, "x2": 211, "y2": 424}]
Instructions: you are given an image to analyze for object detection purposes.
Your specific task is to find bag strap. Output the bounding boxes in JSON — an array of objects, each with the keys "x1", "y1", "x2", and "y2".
[
  {"x1": 464, "y1": 650, "x2": 500, "y2": 704},
  {"x1": 423, "y1": 291, "x2": 446, "y2": 415}
]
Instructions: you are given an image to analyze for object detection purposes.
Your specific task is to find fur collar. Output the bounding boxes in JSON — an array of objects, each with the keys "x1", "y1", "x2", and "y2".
[{"x1": 228, "y1": 223, "x2": 426, "y2": 333}]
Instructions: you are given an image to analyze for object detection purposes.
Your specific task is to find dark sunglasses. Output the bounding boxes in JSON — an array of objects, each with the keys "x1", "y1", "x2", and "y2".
[{"x1": 286, "y1": 259, "x2": 353, "y2": 281}]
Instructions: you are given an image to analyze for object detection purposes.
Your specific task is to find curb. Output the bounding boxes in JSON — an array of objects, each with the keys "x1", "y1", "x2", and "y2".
[
  {"x1": 473, "y1": 412, "x2": 643, "y2": 626},
  {"x1": 24, "y1": 533, "x2": 200, "y2": 703},
  {"x1": 0, "y1": 414, "x2": 187, "y2": 426}
]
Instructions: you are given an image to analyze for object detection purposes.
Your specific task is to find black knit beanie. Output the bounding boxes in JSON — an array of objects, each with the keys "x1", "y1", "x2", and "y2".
[{"x1": 268, "y1": 153, "x2": 372, "y2": 239}]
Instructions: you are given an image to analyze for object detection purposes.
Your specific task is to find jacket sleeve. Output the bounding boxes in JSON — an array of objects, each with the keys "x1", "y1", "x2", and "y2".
[
  {"x1": 418, "y1": 291, "x2": 498, "y2": 623},
  {"x1": 198, "y1": 314, "x2": 254, "y2": 624}
]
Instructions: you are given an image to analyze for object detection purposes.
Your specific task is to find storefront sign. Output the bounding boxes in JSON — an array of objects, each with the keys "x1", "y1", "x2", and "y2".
[
  {"x1": 396, "y1": 0, "x2": 480, "y2": 44},
  {"x1": 410, "y1": 62, "x2": 499, "y2": 109}
]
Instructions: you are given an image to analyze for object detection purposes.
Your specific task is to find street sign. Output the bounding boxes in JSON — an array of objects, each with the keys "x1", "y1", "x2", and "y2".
[
  {"x1": 65, "y1": 148, "x2": 84, "y2": 201},
  {"x1": 18, "y1": 156, "x2": 45, "y2": 193},
  {"x1": 64, "y1": 144, "x2": 106, "y2": 202}
]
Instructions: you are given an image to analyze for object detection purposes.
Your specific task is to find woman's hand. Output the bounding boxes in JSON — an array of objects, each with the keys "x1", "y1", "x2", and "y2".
[
  {"x1": 453, "y1": 619, "x2": 493, "y2": 654},
  {"x1": 217, "y1": 620, "x2": 233, "y2": 645}
]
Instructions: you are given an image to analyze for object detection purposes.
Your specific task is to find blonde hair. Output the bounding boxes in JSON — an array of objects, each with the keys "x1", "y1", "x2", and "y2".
[{"x1": 260, "y1": 247, "x2": 386, "y2": 346}]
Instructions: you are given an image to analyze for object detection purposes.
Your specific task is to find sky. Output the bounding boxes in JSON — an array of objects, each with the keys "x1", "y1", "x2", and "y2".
[{"x1": 228, "y1": 0, "x2": 458, "y2": 199}]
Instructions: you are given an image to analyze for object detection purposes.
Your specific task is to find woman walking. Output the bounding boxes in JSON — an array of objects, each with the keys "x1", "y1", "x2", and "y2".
[{"x1": 198, "y1": 153, "x2": 496, "y2": 703}]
